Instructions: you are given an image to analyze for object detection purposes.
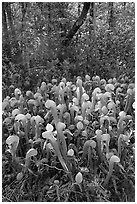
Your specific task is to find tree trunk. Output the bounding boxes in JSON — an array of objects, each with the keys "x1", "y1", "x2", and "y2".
[
  {"x1": 106, "y1": 3, "x2": 116, "y2": 76},
  {"x1": 5, "y1": 3, "x2": 22, "y2": 64},
  {"x1": 2, "y1": 3, "x2": 12, "y2": 59},
  {"x1": 108, "y1": 2, "x2": 115, "y2": 31},
  {"x1": 62, "y1": 2, "x2": 90, "y2": 46},
  {"x1": 20, "y1": 2, "x2": 28, "y2": 65},
  {"x1": 89, "y1": 3, "x2": 97, "y2": 70},
  {"x1": 58, "y1": 2, "x2": 90, "y2": 62}
]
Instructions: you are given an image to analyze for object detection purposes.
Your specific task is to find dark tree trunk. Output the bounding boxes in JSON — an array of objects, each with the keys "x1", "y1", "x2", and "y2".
[
  {"x1": 58, "y1": 2, "x2": 90, "y2": 63},
  {"x1": 2, "y1": 3, "x2": 12, "y2": 59},
  {"x1": 62, "y1": 2, "x2": 90, "y2": 46},
  {"x1": 108, "y1": 2, "x2": 115, "y2": 31}
]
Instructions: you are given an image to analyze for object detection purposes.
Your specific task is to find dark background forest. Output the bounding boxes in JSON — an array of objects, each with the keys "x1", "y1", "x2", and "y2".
[{"x1": 2, "y1": 2, "x2": 135, "y2": 90}]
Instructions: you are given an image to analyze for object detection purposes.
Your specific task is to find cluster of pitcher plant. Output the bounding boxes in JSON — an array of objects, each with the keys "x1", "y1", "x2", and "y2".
[{"x1": 2, "y1": 74, "x2": 135, "y2": 196}]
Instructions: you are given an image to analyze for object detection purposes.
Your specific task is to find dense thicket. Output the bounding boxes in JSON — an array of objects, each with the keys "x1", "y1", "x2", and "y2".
[{"x1": 2, "y1": 2, "x2": 135, "y2": 89}]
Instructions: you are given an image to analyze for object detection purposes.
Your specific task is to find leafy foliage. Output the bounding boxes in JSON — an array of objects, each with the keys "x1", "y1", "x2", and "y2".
[{"x1": 2, "y1": 2, "x2": 135, "y2": 84}]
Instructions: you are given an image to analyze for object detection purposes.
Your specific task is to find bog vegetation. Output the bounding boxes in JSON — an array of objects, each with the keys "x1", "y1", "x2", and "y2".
[{"x1": 2, "y1": 2, "x2": 135, "y2": 202}]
